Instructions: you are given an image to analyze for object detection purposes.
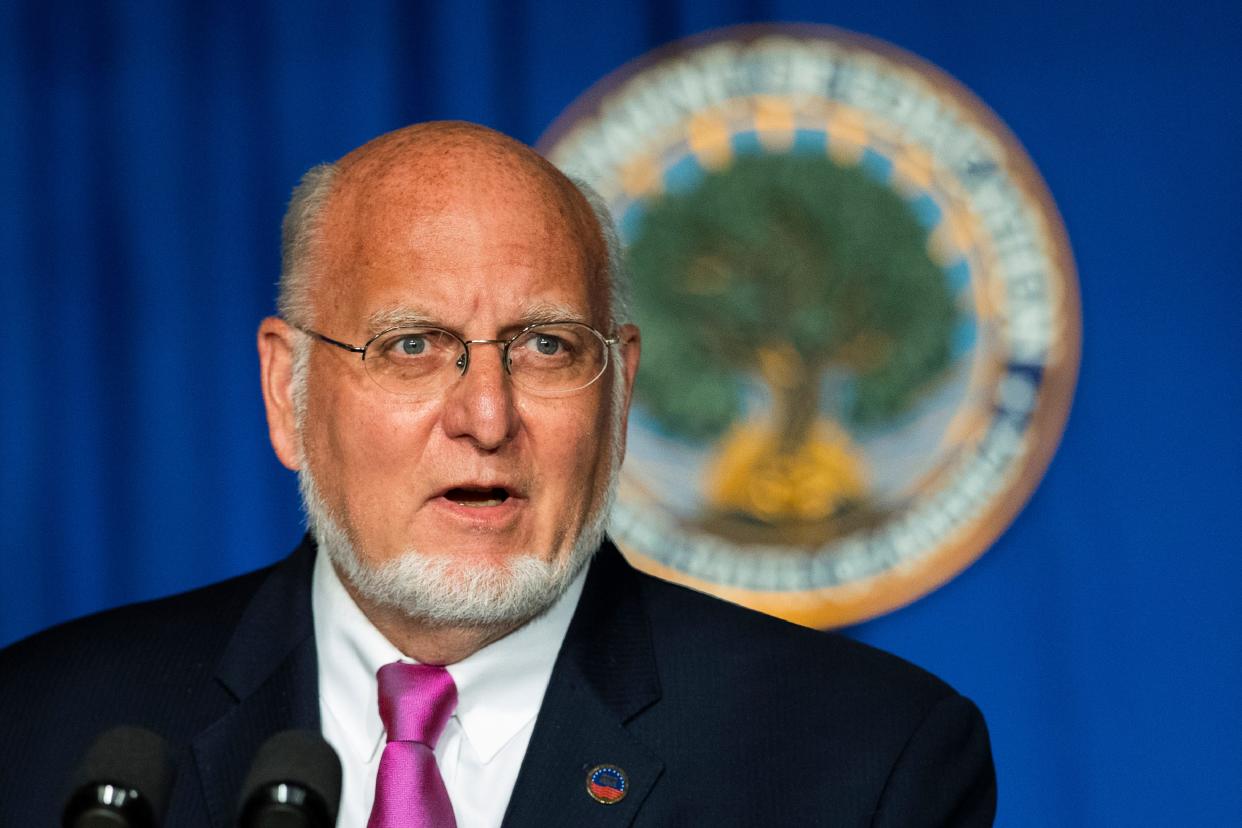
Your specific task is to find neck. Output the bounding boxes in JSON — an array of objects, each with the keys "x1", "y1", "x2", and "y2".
[{"x1": 337, "y1": 573, "x2": 522, "y2": 665}]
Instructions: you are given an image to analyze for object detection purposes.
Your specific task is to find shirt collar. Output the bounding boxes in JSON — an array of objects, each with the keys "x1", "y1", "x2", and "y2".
[{"x1": 313, "y1": 550, "x2": 588, "y2": 764}]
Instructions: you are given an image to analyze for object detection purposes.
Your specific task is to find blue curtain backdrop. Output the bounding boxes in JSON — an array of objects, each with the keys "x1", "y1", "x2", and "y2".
[{"x1": 3, "y1": 1, "x2": 1239, "y2": 824}]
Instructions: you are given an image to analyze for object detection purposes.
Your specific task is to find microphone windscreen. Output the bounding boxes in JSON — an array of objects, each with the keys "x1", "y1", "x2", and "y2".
[
  {"x1": 67, "y1": 725, "x2": 175, "y2": 825},
  {"x1": 238, "y1": 730, "x2": 342, "y2": 827}
]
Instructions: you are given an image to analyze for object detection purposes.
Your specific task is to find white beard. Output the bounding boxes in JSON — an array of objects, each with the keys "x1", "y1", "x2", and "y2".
[
  {"x1": 294, "y1": 348, "x2": 626, "y2": 629},
  {"x1": 298, "y1": 463, "x2": 615, "y2": 628}
]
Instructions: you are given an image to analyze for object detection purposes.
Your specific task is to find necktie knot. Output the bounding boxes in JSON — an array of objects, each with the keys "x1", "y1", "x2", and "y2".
[{"x1": 377, "y1": 662, "x2": 458, "y2": 747}]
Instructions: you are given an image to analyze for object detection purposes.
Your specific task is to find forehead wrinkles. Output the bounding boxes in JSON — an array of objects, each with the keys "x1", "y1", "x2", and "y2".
[{"x1": 313, "y1": 144, "x2": 609, "y2": 321}]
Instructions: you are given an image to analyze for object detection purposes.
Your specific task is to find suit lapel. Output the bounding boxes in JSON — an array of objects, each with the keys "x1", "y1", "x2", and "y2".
[
  {"x1": 502, "y1": 543, "x2": 664, "y2": 828},
  {"x1": 190, "y1": 538, "x2": 320, "y2": 828}
]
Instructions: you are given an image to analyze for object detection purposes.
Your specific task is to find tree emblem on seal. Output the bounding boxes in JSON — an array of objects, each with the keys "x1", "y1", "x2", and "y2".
[{"x1": 629, "y1": 152, "x2": 958, "y2": 543}]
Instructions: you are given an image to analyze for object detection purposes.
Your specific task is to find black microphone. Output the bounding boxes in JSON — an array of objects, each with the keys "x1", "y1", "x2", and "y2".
[
  {"x1": 237, "y1": 730, "x2": 342, "y2": 828},
  {"x1": 62, "y1": 725, "x2": 176, "y2": 828}
]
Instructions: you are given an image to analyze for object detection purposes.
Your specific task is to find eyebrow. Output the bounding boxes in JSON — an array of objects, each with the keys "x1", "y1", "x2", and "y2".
[
  {"x1": 364, "y1": 306, "x2": 439, "y2": 332},
  {"x1": 517, "y1": 301, "x2": 589, "y2": 326}
]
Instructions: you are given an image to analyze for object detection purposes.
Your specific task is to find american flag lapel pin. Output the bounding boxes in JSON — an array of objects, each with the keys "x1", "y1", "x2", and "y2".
[{"x1": 585, "y1": 764, "x2": 628, "y2": 804}]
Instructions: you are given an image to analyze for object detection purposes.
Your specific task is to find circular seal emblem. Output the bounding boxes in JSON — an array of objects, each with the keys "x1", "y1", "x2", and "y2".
[{"x1": 539, "y1": 24, "x2": 1080, "y2": 627}]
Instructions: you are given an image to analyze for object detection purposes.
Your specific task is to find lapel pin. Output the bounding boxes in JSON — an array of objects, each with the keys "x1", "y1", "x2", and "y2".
[{"x1": 586, "y1": 764, "x2": 628, "y2": 805}]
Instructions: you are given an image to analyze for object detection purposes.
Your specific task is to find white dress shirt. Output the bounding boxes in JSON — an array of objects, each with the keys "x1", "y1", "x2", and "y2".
[{"x1": 312, "y1": 552, "x2": 587, "y2": 827}]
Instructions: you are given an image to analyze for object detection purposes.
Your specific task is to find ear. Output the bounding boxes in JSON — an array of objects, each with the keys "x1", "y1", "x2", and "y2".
[
  {"x1": 614, "y1": 323, "x2": 642, "y2": 454},
  {"x1": 257, "y1": 316, "x2": 303, "y2": 471}
]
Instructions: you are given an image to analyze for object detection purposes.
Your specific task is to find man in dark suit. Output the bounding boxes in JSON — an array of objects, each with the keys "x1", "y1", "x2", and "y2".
[{"x1": 0, "y1": 122, "x2": 995, "y2": 826}]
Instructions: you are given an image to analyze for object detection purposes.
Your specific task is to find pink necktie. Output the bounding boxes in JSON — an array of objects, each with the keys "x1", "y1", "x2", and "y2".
[{"x1": 368, "y1": 662, "x2": 458, "y2": 828}]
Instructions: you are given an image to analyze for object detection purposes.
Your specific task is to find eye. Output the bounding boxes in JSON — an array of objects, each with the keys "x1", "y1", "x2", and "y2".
[
  {"x1": 510, "y1": 324, "x2": 588, "y2": 372},
  {"x1": 364, "y1": 327, "x2": 459, "y2": 390},
  {"x1": 396, "y1": 335, "x2": 427, "y2": 355},
  {"x1": 373, "y1": 329, "x2": 449, "y2": 361},
  {"x1": 517, "y1": 330, "x2": 578, "y2": 360},
  {"x1": 533, "y1": 333, "x2": 562, "y2": 356}
]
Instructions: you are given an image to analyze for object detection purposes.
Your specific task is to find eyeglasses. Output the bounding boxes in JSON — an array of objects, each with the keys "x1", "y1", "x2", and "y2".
[{"x1": 294, "y1": 320, "x2": 619, "y2": 397}]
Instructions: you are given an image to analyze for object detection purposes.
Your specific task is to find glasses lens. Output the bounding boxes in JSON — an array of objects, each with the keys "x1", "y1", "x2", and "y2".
[
  {"x1": 364, "y1": 328, "x2": 463, "y2": 394},
  {"x1": 508, "y1": 323, "x2": 608, "y2": 394}
]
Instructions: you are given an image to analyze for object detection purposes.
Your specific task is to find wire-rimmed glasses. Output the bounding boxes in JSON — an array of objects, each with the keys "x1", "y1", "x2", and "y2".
[{"x1": 295, "y1": 320, "x2": 619, "y2": 397}]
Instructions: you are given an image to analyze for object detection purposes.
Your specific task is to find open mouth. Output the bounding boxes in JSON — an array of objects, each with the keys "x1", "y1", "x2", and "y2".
[{"x1": 444, "y1": 486, "x2": 511, "y2": 508}]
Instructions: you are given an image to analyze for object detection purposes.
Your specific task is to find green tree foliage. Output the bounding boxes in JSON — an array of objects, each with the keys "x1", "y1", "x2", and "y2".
[{"x1": 627, "y1": 152, "x2": 958, "y2": 445}]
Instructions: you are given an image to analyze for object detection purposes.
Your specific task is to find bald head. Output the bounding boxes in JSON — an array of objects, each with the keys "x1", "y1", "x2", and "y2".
[
  {"x1": 278, "y1": 121, "x2": 624, "y2": 333},
  {"x1": 336, "y1": 122, "x2": 580, "y2": 203}
]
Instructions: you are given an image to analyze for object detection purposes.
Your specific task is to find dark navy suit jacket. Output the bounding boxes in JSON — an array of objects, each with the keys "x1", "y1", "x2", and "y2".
[{"x1": 0, "y1": 537, "x2": 996, "y2": 826}]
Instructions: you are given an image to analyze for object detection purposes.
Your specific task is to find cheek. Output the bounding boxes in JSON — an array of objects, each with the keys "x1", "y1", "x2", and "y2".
[
  {"x1": 528, "y1": 398, "x2": 613, "y2": 497},
  {"x1": 305, "y1": 383, "x2": 436, "y2": 505}
]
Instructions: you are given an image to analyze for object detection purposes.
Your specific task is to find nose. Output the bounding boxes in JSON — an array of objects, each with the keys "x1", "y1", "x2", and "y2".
[{"x1": 440, "y1": 340, "x2": 519, "y2": 451}]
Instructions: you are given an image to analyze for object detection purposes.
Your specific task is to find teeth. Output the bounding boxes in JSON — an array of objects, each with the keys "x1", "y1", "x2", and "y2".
[
  {"x1": 446, "y1": 487, "x2": 509, "y2": 507},
  {"x1": 460, "y1": 498, "x2": 504, "y2": 508}
]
